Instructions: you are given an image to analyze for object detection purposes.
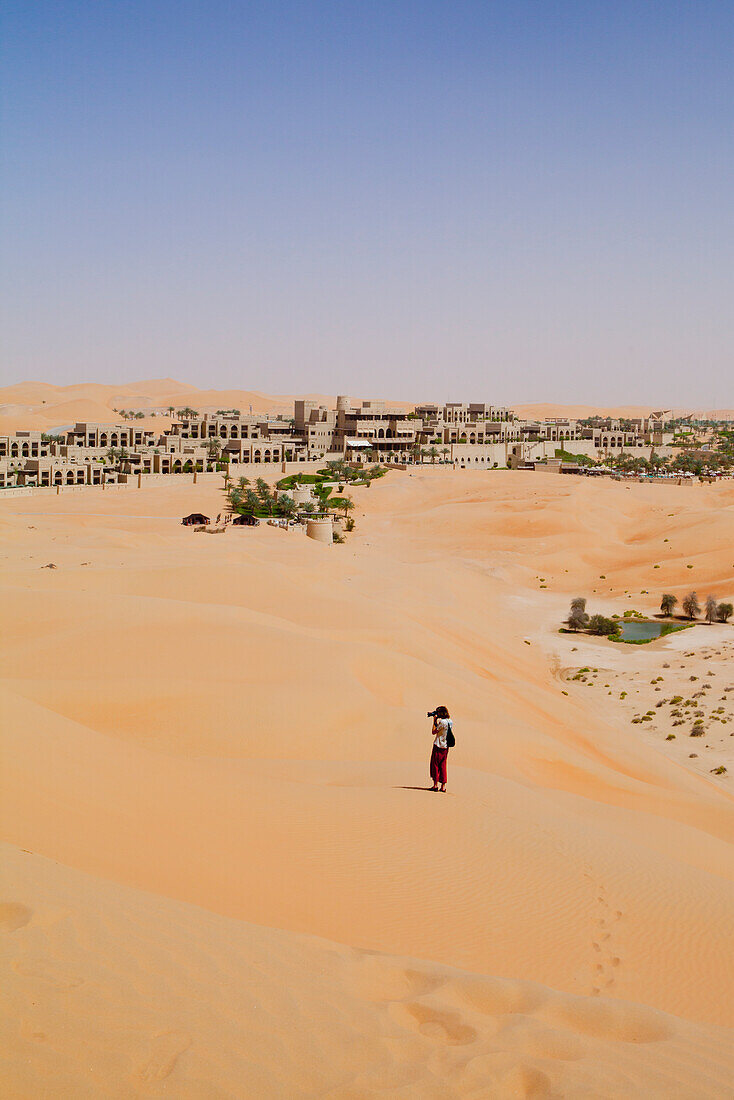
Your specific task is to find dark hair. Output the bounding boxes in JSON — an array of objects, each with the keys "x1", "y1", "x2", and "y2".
[{"x1": 435, "y1": 705, "x2": 450, "y2": 719}]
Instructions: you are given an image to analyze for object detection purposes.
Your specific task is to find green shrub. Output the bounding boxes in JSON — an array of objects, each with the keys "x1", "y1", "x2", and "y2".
[{"x1": 588, "y1": 614, "x2": 620, "y2": 636}]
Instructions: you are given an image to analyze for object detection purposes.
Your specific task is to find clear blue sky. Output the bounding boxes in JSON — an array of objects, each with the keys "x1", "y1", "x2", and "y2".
[{"x1": 2, "y1": 1, "x2": 732, "y2": 404}]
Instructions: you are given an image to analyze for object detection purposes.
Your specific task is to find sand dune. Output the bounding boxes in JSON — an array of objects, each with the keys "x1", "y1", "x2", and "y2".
[
  {"x1": 3, "y1": 843, "x2": 733, "y2": 1099},
  {"x1": 4, "y1": 378, "x2": 731, "y2": 433},
  {"x1": 1, "y1": 469, "x2": 733, "y2": 1095},
  {"x1": 0, "y1": 379, "x2": 411, "y2": 431}
]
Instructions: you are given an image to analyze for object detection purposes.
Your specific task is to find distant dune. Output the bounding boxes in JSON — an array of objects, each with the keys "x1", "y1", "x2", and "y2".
[{"x1": 2, "y1": 380, "x2": 731, "y2": 433}]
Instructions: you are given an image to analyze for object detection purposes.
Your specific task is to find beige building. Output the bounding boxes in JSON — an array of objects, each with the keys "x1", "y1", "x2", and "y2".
[
  {"x1": 0, "y1": 431, "x2": 51, "y2": 459},
  {"x1": 0, "y1": 403, "x2": 684, "y2": 491}
]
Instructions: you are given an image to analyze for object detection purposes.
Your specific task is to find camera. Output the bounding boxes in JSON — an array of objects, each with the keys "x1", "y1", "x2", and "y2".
[{"x1": 427, "y1": 709, "x2": 438, "y2": 718}]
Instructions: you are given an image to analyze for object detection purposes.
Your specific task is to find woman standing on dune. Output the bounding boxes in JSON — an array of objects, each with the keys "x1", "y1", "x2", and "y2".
[{"x1": 429, "y1": 706, "x2": 452, "y2": 792}]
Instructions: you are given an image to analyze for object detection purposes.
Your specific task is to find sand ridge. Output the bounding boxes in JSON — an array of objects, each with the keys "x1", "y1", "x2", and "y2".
[
  {"x1": 1, "y1": 468, "x2": 733, "y2": 1095},
  {"x1": 3, "y1": 844, "x2": 734, "y2": 1099},
  {"x1": 4, "y1": 379, "x2": 734, "y2": 432},
  {"x1": 0, "y1": 379, "x2": 412, "y2": 432}
]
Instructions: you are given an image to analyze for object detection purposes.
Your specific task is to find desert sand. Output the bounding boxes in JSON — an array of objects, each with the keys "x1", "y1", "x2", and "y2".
[
  {"x1": 2, "y1": 469, "x2": 734, "y2": 1097},
  {"x1": 4, "y1": 377, "x2": 732, "y2": 435},
  {"x1": 0, "y1": 380, "x2": 409, "y2": 434}
]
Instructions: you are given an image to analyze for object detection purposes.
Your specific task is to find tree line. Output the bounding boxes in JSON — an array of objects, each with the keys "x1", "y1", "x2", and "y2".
[
  {"x1": 659, "y1": 592, "x2": 732, "y2": 623},
  {"x1": 566, "y1": 593, "x2": 732, "y2": 633}
]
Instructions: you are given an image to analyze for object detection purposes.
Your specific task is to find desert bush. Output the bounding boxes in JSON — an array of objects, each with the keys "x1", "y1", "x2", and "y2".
[
  {"x1": 660, "y1": 593, "x2": 677, "y2": 616},
  {"x1": 567, "y1": 597, "x2": 589, "y2": 632},
  {"x1": 682, "y1": 591, "x2": 700, "y2": 619},
  {"x1": 588, "y1": 614, "x2": 619, "y2": 636}
]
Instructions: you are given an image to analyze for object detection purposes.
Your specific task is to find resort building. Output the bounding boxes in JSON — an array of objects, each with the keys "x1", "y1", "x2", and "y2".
[
  {"x1": 0, "y1": 431, "x2": 51, "y2": 459},
  {"x1": 0, "y1": 399, "x2": 681, "y2": 490}
]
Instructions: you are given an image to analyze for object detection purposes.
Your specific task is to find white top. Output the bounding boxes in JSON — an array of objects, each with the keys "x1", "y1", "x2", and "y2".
[{"x1": 433, "y1": 718, "x2": 451, "y2": 749}]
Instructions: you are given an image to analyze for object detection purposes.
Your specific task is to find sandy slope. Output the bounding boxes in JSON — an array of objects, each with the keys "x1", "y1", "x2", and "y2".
[
  {"x1": 1, "y1": 470, "x2": 733, "y2": 1096},
  {"x1": 4, "y1": 377, "x2": 732, "y2": 432},
  {"x1": 0, "y1": 379, "x2": 412, "y2": 431},
  {"x1": 3, "y1": 845, "x2": 733, "y2": 1100}
]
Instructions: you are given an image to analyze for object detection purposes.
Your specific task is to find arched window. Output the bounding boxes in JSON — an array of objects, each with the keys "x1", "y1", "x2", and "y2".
[
  {"x1": 66, "y1": 470, "x2": 75, "y2": 484},
  {"x1": 254, "y1": 450, "x2": 262, "y2": 462},
  {"x1": 54, "y1": 471, "x2": 63, "y2": 484},
  {"x1": 264, "y1": 449, "x2": 271, "y2": 462}
]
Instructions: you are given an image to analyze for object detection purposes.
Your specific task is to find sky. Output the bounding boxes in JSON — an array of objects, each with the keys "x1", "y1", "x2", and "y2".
[{"x1": 1, "y1": 1, "x2": 732, "y2": 405}]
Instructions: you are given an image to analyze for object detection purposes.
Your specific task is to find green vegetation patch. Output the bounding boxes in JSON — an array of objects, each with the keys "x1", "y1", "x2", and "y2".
[
  {"x1": 276, "y1": 473, "x2": 327, "y2": 489},
  {"x1": 554, "y1": 448, "x2": 596, "y2": 466}
]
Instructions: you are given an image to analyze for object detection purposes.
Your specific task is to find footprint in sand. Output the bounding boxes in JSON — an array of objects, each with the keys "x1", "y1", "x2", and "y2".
[
  {"x1": 12, "y1": 957, "x2": 83, "y2": 988},
  {"x1": 589, "y1": 886, "x2": 624, "y2": 996},
  {"x1": 388, "y1": 1001, "x2": 477, "y2": 1045},
  {"x1": 135, "y1": 1030, "x2": 191, "y2": 1084},
  {"x1": 0, "y1": 902, "x2": 32, "y2": 931},
  {"x1": 358, "y1": 958, "x2": 444, "y2": 1002},
  {"x1": 499, "y1": 1063, "x2": 552, "y2": 1098}
]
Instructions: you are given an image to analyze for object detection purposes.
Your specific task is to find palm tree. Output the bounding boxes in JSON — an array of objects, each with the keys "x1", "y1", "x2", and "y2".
[
  {"x1": 255, "y1": 477, "x2": 273, "y2": 514},
  {"x1": 166, "y1": 406, "x2": 175, "y2": 416},
  {"x1": 237, "y1": 476, "x2": 250, "y2": 491},
  {"x1": 207, "y1": 439, "x2": 224, "y2": 471},
  {"x1": 441, "y1": 447, "x2": 450, "y2": 464},
  {"x1": 660, "y1": 594, "x2": 677, "y2": 617},
  {"x1": 427, "y1": 446, "x2": 439, "y2": 464},
  {"x1": 340, "y1": 496, "x2": 355, "y2": 519},
  {"x1": 325, "y1": 459, "x2": 346, "y2": 480}
]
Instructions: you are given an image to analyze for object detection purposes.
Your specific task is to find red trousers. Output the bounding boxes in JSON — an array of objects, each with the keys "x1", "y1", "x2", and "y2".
[{"x1": 430, "y1": 745, "x2": 448, "y2": 786}]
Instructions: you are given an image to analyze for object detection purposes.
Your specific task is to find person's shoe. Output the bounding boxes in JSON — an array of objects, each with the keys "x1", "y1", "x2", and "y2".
[
  {"x1": 431, "y1": 785, "x2": 438, "y2": 791},
  {"x1": 440, "y1": 786, "x2": 446, "y2": 792}
]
